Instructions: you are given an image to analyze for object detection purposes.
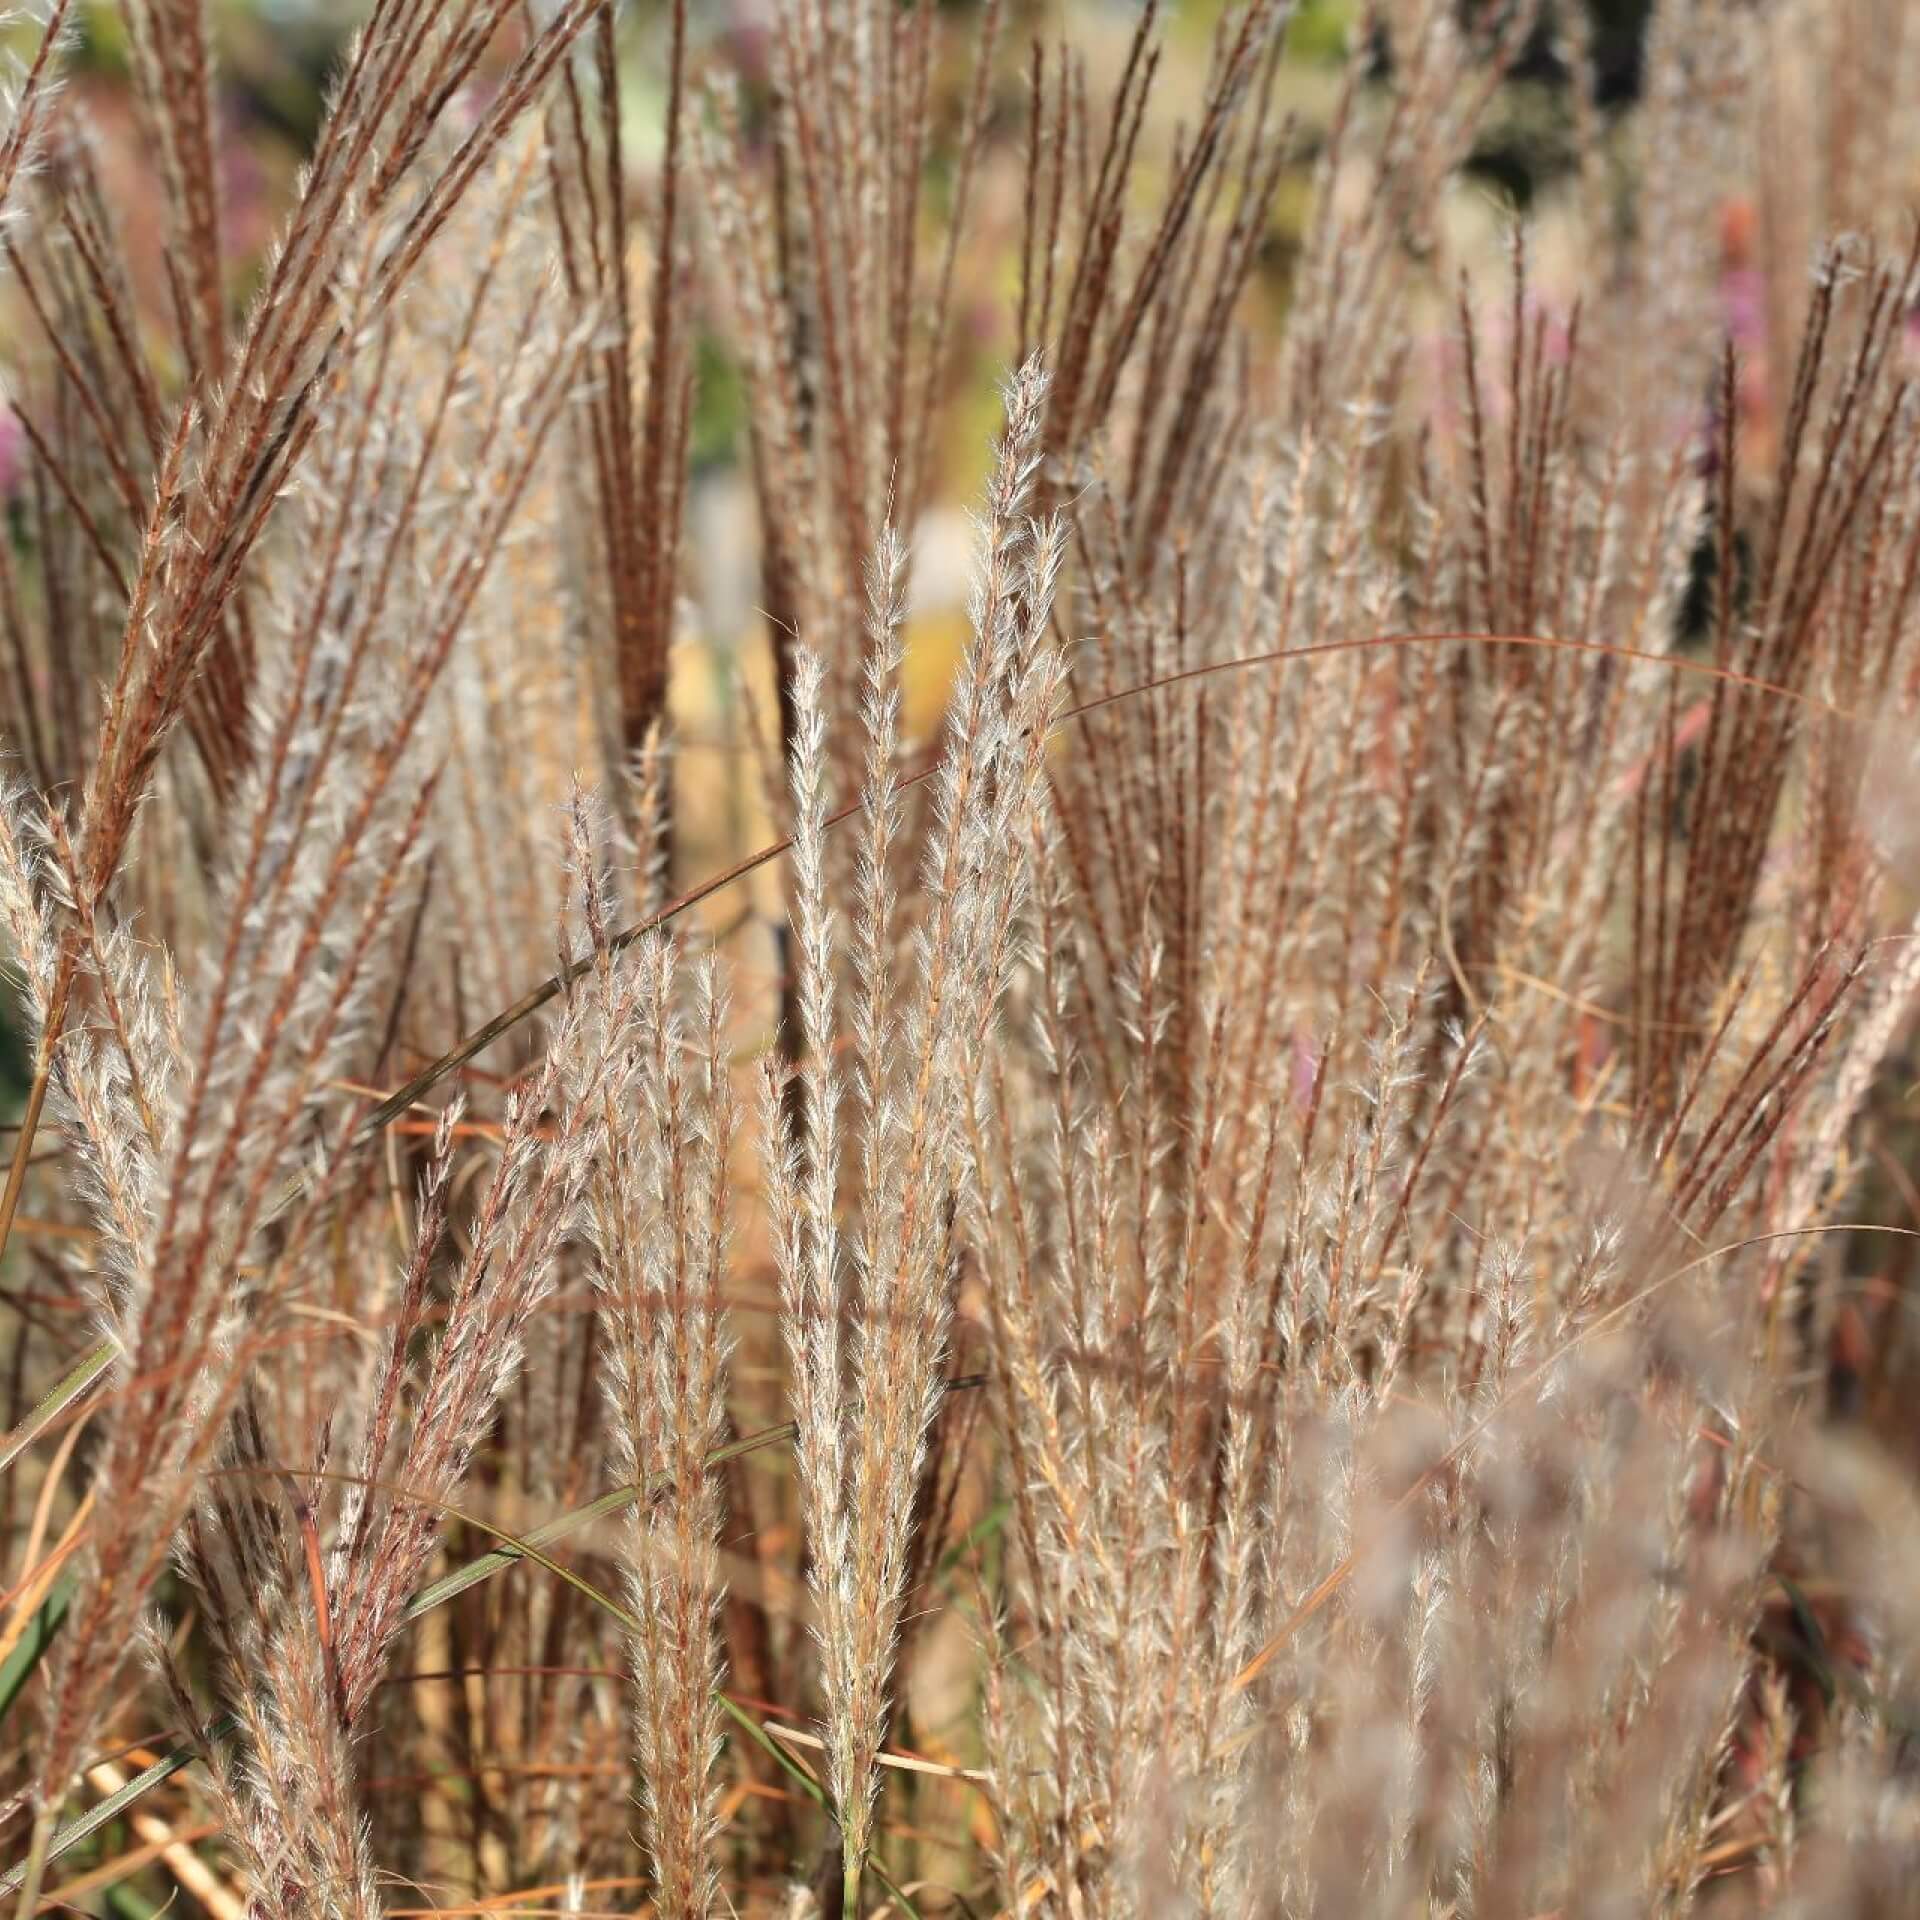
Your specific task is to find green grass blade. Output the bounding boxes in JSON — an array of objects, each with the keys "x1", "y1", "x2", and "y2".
[
  {"x1": 403, "y1": 1417, "x2": 796, "y2": 1619},
  {"x1": 0, "y1": 1567, "x2": 75, "y2": 1726},
  {"x1": 712, "y1": 1695, "x2": 925, "y2": 1920},
  {"x1": 0, "y1": 1734, "x2": 212, "y2": 1900},
  {"x1": 0, "y1": 1340, "x2": 113, "y2": 1479}
]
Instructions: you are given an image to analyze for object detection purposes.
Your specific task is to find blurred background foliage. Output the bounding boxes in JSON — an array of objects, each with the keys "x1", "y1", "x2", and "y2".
[{"x1": 25, "y1": 0, "x2": 1663, "y2": 475}]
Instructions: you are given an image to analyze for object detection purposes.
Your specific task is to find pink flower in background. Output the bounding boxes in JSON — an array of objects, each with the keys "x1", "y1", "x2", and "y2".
[
  {"x1": 218, "y1": 128, "x2": 271, "y2": 262},
  {"x1": 1424, "y1": 322, "x2": 1464, "y2": 439},
  {"x1": 1527, "y1": 291, "x2": 1575, "y2": 368},
  {"x1": 724, "y1": 18, "x2": 773, "y2": 87},
  {"x1": 0, "y1": 402, "x2": 22, "y2": 501},
  {"x1": 1711, "y1": 197, "x2": 1777, "y2": 470},
  {"x1": 1720, "y1": 266, "x2": 1766, "y2": 349},
  {"x1": 1290, "y1": 1027, "x2": 1319, "y2": 1116},
  {"x1": 1423, "y1": 282, "x2": 1576, "y2": 450}
]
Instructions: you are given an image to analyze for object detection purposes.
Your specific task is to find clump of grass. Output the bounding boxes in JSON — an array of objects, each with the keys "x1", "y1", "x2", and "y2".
[{"x1": 4, "y1": 2, "x2": 1920, "y2": 1916}]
